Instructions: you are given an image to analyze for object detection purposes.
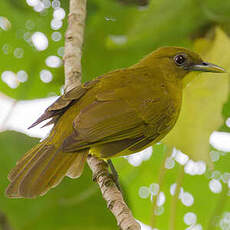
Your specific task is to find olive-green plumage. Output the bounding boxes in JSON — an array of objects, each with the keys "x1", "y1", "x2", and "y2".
[{"x1": 6, "y1": 47, "x2": 225, "y2": 198}]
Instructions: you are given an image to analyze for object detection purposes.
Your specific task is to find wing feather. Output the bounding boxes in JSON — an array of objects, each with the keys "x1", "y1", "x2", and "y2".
[
  {"x1": 62, "y1": 99, "x2": 145, "y2": 152},
  {"x1": 28, "y1": 81, "x2": 98, "y2": 129}
]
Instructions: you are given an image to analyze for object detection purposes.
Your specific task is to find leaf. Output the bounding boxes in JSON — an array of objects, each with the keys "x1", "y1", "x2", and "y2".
[
  {"x1": 202, "y1": 0, "x2": 230, "y2": 23},
  {"x1": 126, "y1": 0, "x2": 209, "y2": 49}
]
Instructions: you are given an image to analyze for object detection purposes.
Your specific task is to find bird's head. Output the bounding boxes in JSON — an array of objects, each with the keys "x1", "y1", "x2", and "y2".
[{"x1": 138, "y1": 46, "x2": 226, "y2": 82}]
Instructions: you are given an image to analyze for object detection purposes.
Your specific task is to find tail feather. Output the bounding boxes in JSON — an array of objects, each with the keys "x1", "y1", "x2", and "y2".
[
  {"x1": 19, "y1": 151, "x2": 76, "y2": 197},
  {"x1": 8, "y1": 142, "x2": 46, "y2": 182},
  {"x1": 66, "y1": 151, "x2": 88, "y2": 178},
  {"x1": 5, "y1": 141, "x2": 88, "y2": 198},
  {"x1": 6, "y1": 145, "x2": 54, "y2": 198},
  {"x1": 16, "y1": 145, "x2": 58, "y2": 198},
  {"x1": 45, "y1": 154, "x2": 77, "y2": 189},
  {"x1": 42, "y1": 150, "x2": 87, "y2": 190}
]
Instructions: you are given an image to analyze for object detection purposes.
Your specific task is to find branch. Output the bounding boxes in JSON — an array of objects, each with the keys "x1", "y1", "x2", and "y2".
[
  {"x1": 150, "y1": 149, "x2": 170, "y2": 228},
  {"x1": 117, "y1": 0, "x2": 149, "y2": 6},
  {"x1": 207, "y1": 184, "x2": 228, "y2": 230},
  {"x1": 169, "y1": 165, "x2": 184, "y2": 230},
  {"x1": 64, "y1": 0, "x2": 86, "y2": 92},
  {"x1": 87, "y1": 156, "x2": 141, "y2": 230},
  {"x1": 63, "y1": 1, "x2": 141, "y2": 229}
]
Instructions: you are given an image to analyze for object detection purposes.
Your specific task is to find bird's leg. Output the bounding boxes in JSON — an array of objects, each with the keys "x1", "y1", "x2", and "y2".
[{"x1": 107, "y1": 159, "x2": 123, "y2": 192}]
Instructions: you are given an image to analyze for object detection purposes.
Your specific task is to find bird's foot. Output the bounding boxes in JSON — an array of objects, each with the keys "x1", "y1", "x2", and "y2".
[{"x1": 107, "y1": 159, "x2": 123, "y2": 193}]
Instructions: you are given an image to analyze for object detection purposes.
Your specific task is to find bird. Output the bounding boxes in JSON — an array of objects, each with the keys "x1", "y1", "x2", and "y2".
[{"x1": 5, "y1": 46, "x2": 225, "y2": 198}]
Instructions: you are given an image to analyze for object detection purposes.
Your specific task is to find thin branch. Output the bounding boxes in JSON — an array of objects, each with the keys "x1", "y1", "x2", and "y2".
[
  {"x1": 150, "y1": 148, "x2": 171, "y2": 228},
  {"x1": 63, "y1": 1, "x2": 140, "y2": 229},
  {"x1": 64, "y1": 0, "x2": 87, "y2": 92},
  {"x1": 87, "y1": 156, "x2": 141, "y2": 230},
  {"x1": 169, "y1": 165, "x2": 184, "y2": 230},
  {"x1": 207, "y1": 183, "x2": 228, "y2": 230},
  {"x1": 117, "y1": 0, "x2": 149, "y2": 6}
]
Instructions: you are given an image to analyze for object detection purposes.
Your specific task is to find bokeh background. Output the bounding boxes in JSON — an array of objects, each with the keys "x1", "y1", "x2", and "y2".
[{"x1": 0, "y1": 0, "x2": 230, "y2": 229}]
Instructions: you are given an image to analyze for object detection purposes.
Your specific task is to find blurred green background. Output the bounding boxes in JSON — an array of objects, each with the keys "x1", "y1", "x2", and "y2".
[{"x1": 0, "y1": 0, "x2": 229, "y2": 229}]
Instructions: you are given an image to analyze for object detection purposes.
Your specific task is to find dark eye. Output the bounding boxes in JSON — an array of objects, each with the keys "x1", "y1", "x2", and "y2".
[{"x1": 174, "y1": 55, "x2": 186, "y2": 66}]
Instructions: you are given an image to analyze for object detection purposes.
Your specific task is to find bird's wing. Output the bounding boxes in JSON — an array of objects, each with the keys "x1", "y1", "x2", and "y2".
[
  {"x1": 61, "y1": 67, "x2": 165, "y2": 152},
  {"x1": 28, "y1": 79, "x2": 99, "y2": 129},
  {"x1": 61, "y1": 97, "x2": 147, "y2": 152}
]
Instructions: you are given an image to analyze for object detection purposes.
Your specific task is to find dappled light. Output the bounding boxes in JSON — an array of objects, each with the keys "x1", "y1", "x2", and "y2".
[
  {"x1": 51, "y1": 18, "x2": 63, "y2": 30},
  {"x1": 51, "y1": 31, "x2": 62, "y2": 41},
  {"x1": 26, "y1": 0, "x2": 51, "y2": 11},
  {"x1": 17, "y1": 70, "x2": 28, "y2": 83},
  {"x1": 40, "y1": 69, "x2": 53, "y2": 83},
  {"x1": 180, "y1": 192, "x2": 194, "y2": 207},
  {"x1": 13, "y1": 48, "x2": 24, "y2": 59},
  {"x1": 108, "y1": 35, "x2": 127, "y2": 46},
  {"x1": 57, "y1": 46, "x2": 64, "y2": 56},
  {"x1": 210, "y1": 131, "x2": 230, "y2": 152},
  {"x1": 45, "y1": 55, "x2": 62, "y2": 68},
  {"x1": 184, "y1": 212, "x2": 197, "y2": 226},
  {"x1": 1, "y1": 71, "x2": 19, "y2": 89},
  {"x1": 150, "y1": 183, "x2": 160, "y2": 196},
  {"x1": 173, "y1": 148, "x2": 189, "y2": 165},
  {"x1": 186, "y1": 224, "x2": 203, "y2": 230},
  {"x1": 209, "y1": 179, "x2": 222, "y2": 194},
  {"x1": 31, "y1": 32, "x2": 49, "y2": 51},
  {"x1": 0, "y1": 16, "x2": 11, "y2": 31},
  {"x1": 53, "y1": 7, "x2": 66, "y2": 20},
  {"x1": 220, "y1": 212, "x2": 230, "y2": 230},
  {"x1": 125, "y1": 146, "x2": 152, "y2": 167},
  {"x1": 184, "y1": 160, "x2": 206, "y2": 175},
  {"x1": 156, "y1": 191, "x2": 165, "y2": 207},
  {"x1": 2, "y1": 43, "x2": 11, "y2": 55},
  {"x1": 170, "y1": 183, "x2": 183, "y2": 196},
  {"x1": 139, "y1": 186, "x2": 150, "y2": 199}
]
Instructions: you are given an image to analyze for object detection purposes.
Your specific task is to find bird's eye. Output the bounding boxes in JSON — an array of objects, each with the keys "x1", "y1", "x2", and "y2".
[{"x1": 174, "y1": 54, "x2": 186, "y2": 66}]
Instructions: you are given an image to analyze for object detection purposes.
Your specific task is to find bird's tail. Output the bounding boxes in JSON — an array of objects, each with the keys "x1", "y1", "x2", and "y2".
[{"x1": 5, "y1": 139, "x2": 88, "y2": 198}]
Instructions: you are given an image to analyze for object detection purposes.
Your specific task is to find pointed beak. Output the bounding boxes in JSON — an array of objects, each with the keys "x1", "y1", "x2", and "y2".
[{"x1": 190, "y1": 62, "x2": 226, "y2": 73}]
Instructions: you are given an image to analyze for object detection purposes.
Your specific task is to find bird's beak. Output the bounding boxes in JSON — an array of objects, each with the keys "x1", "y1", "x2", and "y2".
[{"x1": 190, "y1": 62, "x2": 226, "y2": 73}]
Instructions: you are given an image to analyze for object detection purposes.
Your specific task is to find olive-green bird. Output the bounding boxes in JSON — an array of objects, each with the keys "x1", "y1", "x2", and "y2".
[{"x1": 6, "y1": 47, "x2": 225, "y2": 198}]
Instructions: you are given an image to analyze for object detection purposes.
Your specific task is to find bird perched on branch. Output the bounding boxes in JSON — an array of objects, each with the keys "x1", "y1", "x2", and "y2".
[{"x1": 6, "y1": 47, "x2": 225, "y2": 198}]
